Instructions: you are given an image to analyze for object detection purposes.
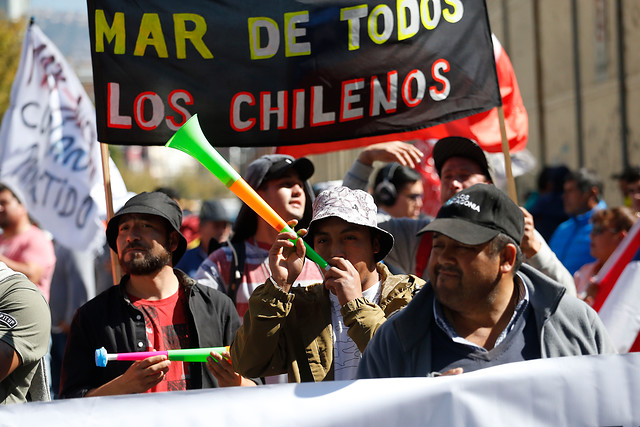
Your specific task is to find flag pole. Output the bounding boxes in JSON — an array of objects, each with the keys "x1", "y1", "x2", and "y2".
[
  {"x1": 100, "y1": 142, "x2": 121, "y2": 285},
  {"x1": 498, "y1": 105, "x2": 518, "y2": 203}
]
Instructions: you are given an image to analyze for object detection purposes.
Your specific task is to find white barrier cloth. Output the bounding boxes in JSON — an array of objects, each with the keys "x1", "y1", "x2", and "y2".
[{"x1": 0, "y1": 353, "x2": 638, "y2": 426}]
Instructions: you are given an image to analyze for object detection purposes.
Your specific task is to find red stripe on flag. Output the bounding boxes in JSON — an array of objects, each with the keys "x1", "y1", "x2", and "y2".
[
  {"x1": 592, "y1": 221, "x2": 640, "y2": 312},
  {"x1": 629, "y1": 331, "x2": 640, "y2": 353}
]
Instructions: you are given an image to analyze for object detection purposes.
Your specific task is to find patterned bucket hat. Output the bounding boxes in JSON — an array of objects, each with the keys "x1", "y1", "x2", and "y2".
[{"x1": 305, "y1": 186, "x2": 394, "y2": 262}]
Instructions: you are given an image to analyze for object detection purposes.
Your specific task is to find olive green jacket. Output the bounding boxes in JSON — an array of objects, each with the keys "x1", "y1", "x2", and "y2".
[{"x1": 230, "y1": 263, "x2": 424, "y2": 382}]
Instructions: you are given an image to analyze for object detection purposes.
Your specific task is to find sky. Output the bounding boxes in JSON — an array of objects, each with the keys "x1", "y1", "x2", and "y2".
[{"x1": 29, "y1": 0, "x2": 86, "y2": 13}]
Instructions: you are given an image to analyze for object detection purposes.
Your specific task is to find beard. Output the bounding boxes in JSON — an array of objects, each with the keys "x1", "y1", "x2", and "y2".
[{"x1": 119, "y1": 245, "x2": 172, "y2": 275}]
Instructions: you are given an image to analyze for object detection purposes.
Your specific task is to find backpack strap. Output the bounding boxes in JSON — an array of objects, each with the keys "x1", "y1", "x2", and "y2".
[{"x1": 227, "y1": 241, "x2": 246, "y2": 304}]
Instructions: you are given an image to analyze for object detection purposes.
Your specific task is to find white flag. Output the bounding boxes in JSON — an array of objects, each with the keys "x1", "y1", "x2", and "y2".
[{"x1": 0, "y1": 23, "x2": 128, "y2": 253}]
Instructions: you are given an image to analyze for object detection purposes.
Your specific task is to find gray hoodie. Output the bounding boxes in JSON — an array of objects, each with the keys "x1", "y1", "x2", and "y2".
[{"x1": 358, "y1": 264, "x2": 615, "y2": 379}]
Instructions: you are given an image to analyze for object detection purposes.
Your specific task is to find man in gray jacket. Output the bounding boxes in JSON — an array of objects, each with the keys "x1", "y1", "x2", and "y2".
[{"x1": 358, "y1": 184, "x2": 614, "y2": 379}]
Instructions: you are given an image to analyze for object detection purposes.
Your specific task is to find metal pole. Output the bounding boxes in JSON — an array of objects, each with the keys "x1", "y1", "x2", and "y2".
[
  {"x1": 571, "y1": 0, "x2": 585, "y2": 167},
  {"x1": 616, "y1": 0, "x2": 629, "y2": 167}
]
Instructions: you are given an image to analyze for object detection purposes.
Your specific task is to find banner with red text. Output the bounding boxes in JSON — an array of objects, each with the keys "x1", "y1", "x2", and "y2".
[
  {"x1": 88, "y1": 0, "x2": 500, "y2": 147},
  {"x1": 278, "y1": 34, "x2": 527, "y2": 157},
  {"x1": 0, "y1": 23, "x2": 128, "y2": 253}
]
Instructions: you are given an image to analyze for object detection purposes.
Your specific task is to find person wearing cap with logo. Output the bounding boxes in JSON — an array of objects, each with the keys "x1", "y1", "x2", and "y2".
[
  {"x1": 342, "y1": 138, "x2": 576, "y2": 295},
  {"x1": 194, "y1": 155, "x2": 324, "y2": 318},
  {"x1": 60, "y1": 192, "x2": 257, "y2": 398},
  {"x1": 358, "y1": 184, "x2": 614, "y2": 379},
  {"x1": 230, "y1": 186, "x2": 424, "y2": 382},
  {"x1": 175, "y1": 199, "x2": 233, "y2": 277}
]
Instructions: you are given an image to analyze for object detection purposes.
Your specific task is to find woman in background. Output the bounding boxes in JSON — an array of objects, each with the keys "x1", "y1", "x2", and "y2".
[{"x1": 574, "y1": 206, "x2": 638, "y2": 305}]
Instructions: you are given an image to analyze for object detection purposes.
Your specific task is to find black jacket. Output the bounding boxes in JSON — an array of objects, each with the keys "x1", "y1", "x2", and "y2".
[{"x1": 60, "y1": 269, "x2": 241, "y2": 398}]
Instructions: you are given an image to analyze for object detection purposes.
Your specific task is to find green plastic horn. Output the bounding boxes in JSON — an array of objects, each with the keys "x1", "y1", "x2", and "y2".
[{"x1": 165, "y1": 114, "x2": 329, "y2": 270}]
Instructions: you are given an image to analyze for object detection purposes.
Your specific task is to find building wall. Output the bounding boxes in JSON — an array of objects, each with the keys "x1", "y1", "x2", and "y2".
[{"x1": 487, "y1": 0, "x2": 640, "y2": 205}]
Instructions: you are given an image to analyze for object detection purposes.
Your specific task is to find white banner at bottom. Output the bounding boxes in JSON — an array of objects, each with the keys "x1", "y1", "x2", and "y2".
[{"x1": 1, "y1": 353, "x2": 639, "y2": 426}]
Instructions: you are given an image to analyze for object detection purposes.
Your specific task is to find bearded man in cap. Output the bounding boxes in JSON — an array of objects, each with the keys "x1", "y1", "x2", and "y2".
[
  {"x1": 60, "y1": 192, "x2": 257, "y2": 398},
  {"x1": 231, "y1": 186, "x2": 424, "y2": 382},
  {"x1": 358, "y1": 184, "x2": 614, "y2": 379}
]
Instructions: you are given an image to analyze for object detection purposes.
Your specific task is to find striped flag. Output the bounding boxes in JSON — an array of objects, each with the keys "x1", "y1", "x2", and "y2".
[{"x1": 592, "y1": 218, "x2": 640, "y2": 352}]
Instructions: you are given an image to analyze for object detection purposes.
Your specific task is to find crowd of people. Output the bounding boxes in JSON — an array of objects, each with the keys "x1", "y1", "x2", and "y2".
[{"x1": 2, "y1": 136, "x2": 638, "y2": 404}]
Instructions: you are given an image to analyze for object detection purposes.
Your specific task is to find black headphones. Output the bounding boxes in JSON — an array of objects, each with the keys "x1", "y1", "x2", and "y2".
[{"x1": 374, "y1": 163, "x2": 400, "y2": 206}]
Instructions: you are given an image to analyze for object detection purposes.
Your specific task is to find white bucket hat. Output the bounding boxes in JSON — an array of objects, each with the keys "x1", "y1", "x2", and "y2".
[{"x1": 304, "y1": 186, "x2": 394, "y2": 262}]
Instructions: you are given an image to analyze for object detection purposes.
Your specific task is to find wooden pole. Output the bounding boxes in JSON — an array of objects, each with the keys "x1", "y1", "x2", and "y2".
[
  {"x1": 498, "y1": 105, "x2": 518, "y2": 204},
  {"x1": 100, "y1": 142, "x2": 121, "y2": 284}
]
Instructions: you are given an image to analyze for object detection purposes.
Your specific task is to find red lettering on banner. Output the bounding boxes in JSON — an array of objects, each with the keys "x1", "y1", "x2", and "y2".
[
  {"x1": 107, "y1": 83, "x2": 132, "y2": 129},
  {"x1": 166, "y1": 90, "x2": 193, "y2": 130},
  {"x1": 370, "y1": 71, "x2": 398, "y2": 117},
  {"x1": 134, "y1": 92, "x2": 164, "y2": 130},
  {"x1": 260, "y1": 91, "x2": 288, "y2": 130},
  {"x1": 310, "y1": 85, "x2": 336, "y2": 127},
  {"x1": 106, "y1": 84, "x2": 195, "y2": 131},
  {"x1": 228, "y1": 60, "x2": 450, "y2": 132},
  {"x1": 402, "y1": 70, "x2": 426, "y2": 107},
  {"x1": 340, "y1": 78, "x2": 365, "y2": 122},
  {"x1": 292, "y1": 89, "x2": 305, "y2": 129},
  {"x1": 230, "y1": 92, "x2": 256, "y2": 132},
  {"x1": 429, "y1": 59, "x2": 451, "y2": 101}
]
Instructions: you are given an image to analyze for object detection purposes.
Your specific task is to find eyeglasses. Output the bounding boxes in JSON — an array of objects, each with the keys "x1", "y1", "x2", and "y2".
[{"x1": 590, "y1": 224, "x2": 619, "y2": 235}]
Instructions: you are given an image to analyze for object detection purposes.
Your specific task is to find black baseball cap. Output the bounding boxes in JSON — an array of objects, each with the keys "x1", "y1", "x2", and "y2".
[
  {"x1": 418, "y1": 184, "x2": 524, "y2": 245},
  {"x1": 106, "y1": 192, "x2": 187, "y2": 264},
  {"x1": 432, "y1": 136, "x2": 494, "y2": 182},
  {"x1": 243, "y1": 154, "x2": 314, "y2": 189}
]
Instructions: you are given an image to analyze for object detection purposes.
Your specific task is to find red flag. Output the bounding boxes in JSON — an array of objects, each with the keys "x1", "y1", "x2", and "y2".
[
  {"x1": 592, "y1": 219, "x2": 640, "y2": 352},
  {"x1": 277, "y1": 35, "x2": 527, "y2": 157}
]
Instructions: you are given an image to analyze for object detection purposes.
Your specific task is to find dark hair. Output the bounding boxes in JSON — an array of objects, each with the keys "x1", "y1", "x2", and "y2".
[
  {"x1": 565, "y1": 168, "x2": 604, "y2": 200},
  {"x1": 591, "y1": 206, "x2": 637, "y2": 232},
  {"x1": 489, "y1": 233, "x2": 523, "y2": 273},
  {"x1": 537, "y1": 165, "x2": 570, "y2": 193},
  {"x1": 0, "y1": 183, "x2": 21, "y2": 204},
  {"x1": 373, "y1": 163, "x2": 421, "y2": 206}
]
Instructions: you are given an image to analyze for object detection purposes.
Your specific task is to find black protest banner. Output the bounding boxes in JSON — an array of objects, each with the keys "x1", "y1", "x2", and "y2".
[{"x1": 88, "y1": 0, "x2": 500, "y2": 147}]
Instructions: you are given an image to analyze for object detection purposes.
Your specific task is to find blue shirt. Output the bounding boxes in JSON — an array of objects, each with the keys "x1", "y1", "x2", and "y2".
[
  {"x1": 175, "y1": 246, "x2": 208, "y2": 278},
  {"x1": 549, "y1": 200, "x2": 606, "y2": 275}
]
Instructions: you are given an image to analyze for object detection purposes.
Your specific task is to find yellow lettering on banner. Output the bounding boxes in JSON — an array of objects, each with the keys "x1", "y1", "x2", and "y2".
[
  {"x1": 134, "y1": 14, "x2": 168, "y2": 57},
  {"x1": 248, "y1": 17, "x2": 280, "y2": 60},
  {"x1": 369, "y1": 4, "x2": 394, "y2": 45},
  {"x1": 340, "y1": 5, "x2": 367, "y2": 51},
  {"x1": 95, "y1": 10, "x2": 125, "y2": 54},
  {"x1": 284, "y1": 11, "x2": 311, "y2": 57},
  {"x1": 420, "y1": 0, "x2": 441, "y2": 30},
  {"x1": 397, "y1": 0, "x2": 419, "y2": 41},
  {"x1": 174, "y1": 14, "x2": 213, "y2": 59},
  {"x1": 443, "y1": 0, "x2": 464, "y2": 23}
]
